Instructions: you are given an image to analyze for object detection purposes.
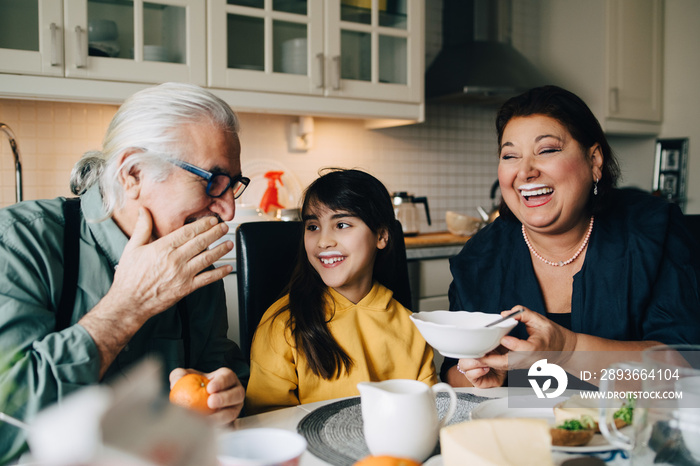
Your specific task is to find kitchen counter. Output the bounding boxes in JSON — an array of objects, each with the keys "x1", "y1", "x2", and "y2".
[{"x1": 404, "y1": 232, "x2": 469, "y2": 260}]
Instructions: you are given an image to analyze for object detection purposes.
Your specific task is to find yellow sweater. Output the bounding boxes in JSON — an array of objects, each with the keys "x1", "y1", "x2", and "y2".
[{"x1": 245, "y1": 282, "x2": 437, "y2": 414}]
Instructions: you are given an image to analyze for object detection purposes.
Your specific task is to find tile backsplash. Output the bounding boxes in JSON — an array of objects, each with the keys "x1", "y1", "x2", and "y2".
[{"x1": 0, "y1": 99, "x2": 501, "y2": 233}]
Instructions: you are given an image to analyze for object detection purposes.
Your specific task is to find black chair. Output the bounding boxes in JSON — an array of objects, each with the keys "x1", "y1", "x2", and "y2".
[
  {"x1": 683, "y1": 214, "x2": 700, "y2": 245},
  {"x1": 235, "y1": 220, "x2": 412, "y2": 360}
]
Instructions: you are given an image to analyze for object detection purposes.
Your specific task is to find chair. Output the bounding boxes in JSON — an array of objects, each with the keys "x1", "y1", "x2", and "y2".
[{"x1": 235, "y1": 219, "x2": 412, "y2": 360}]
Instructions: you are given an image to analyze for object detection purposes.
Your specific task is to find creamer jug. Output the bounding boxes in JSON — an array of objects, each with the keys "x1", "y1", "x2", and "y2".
[{"x1": 357, "y1": 379, "x2": 456, "y2": 462}]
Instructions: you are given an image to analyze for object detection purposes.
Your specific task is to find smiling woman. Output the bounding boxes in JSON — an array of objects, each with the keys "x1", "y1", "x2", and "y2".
[{"x1": 442, "y1": 85, "x2": 700, "y2": 389}]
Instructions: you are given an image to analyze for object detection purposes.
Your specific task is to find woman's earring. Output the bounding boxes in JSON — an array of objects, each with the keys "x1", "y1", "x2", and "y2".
[{"x1": 594, "y1": 178, "x2": 599, "y2": 196}]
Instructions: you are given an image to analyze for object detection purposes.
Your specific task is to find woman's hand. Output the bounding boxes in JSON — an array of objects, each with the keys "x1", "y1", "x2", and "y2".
[
  {"x1": 456, "y1": 347, "x2": 508, "y2": 388},
  {"x1": 500, "y1": 305, "x2": 577, "y2": 354},
  {"x1": 170, "y1": 367, "x2": 245, "y2": 425}
]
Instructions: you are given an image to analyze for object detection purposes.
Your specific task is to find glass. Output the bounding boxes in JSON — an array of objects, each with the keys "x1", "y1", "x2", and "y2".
[
  {"x1": 379, "y1": 0, "x2": 407, "y2": 29},
  {"x1": 341, "y1": 30, "x2": 370, "y2": 81},
  {"x1": 227, "y1": 14, "x2": 264, "y2": 70},
  {"x1": 88, "y1": 0, "x2": 133, "y2": 59},
  {"x1": 274, "y1": 20, "x2": 307, "y2": 75},
  {"x1": 227, "y1": 0, "x2": 263, "y2": 8},
  {"x1": 168, "y1": 158, "x2": 250, "y2": 199},
  {"x1": 341, "y1": 0, "x2": 370, "y2": 25},
  {"x1": 273, "y1": 0, "x2": 307, "y2": 15},
  {"x1": 0, "y1": 0, "x2": 39, "y2": 51},
  {"x1": 379, "y1": 35, "x2": 407, "y2": 84}
]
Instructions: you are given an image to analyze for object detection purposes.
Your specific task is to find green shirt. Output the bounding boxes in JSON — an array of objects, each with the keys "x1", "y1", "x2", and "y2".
[{"x1": 0, "y1": 185, "x2": 248, "y2": 462}]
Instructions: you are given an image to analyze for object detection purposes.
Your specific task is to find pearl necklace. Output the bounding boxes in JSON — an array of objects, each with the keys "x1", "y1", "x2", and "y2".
[{"x1": 522, "y1": 216, "x2": 594, "y2": 267}]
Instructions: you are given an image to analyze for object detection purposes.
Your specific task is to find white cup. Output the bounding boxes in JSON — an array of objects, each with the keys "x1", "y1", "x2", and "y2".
[{"x1": 217, "y1": 428, "x2": 307, "y2": 466}]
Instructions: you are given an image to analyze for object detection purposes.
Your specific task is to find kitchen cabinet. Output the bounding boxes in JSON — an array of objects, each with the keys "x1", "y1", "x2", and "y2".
[
  {"x1": 0, "y1": 0, "x2": 206, "y2": 85},
  {"x1": 408, "y1": 257, "x2": 451, "y2": 312},
  {"x1": 208, "y1": 0, "x2": 423, "y2": 104},
  {"x1": 538, "y1": 0, "x2": 663, "y2": 135},
  {"x1": 0, "y1": 0, "x2": 424, "y2": 124}
]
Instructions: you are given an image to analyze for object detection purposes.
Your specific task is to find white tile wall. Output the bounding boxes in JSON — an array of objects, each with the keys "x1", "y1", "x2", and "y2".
[{"x1": 0, "y1": 0, "x2": 544, "y2": 232}]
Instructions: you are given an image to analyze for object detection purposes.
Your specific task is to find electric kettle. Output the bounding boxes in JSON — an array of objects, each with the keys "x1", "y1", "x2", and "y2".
[{"x1": 392, "y1": 192, "x2": 431, "y2": 236}]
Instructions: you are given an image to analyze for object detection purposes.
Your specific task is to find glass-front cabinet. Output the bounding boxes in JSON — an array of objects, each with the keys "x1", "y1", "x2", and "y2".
[
  {"x1": 0, "y1": 0, "x2": 63, "y2": 76},
  {"x1": 0, "y1": 0, "x2": 205, "y2": 85},
  {"x1": 208, "y1": 0, "x2": 423, "y2": 103}
]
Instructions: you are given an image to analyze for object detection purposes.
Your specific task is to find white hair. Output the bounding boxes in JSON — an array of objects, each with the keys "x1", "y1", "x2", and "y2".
[{"x1": 70, "y1": 82, "x2": 240, "y2": 217}]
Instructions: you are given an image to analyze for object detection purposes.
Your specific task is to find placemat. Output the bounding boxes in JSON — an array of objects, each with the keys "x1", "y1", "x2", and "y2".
[{"x1": 297, "y1": 392, "x2": 490, "y2": 466}]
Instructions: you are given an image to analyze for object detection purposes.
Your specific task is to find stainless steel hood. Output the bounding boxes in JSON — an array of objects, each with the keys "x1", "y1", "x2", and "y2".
[{"x1": 425, "y1": 0, "x2": 548, "y2": 104}]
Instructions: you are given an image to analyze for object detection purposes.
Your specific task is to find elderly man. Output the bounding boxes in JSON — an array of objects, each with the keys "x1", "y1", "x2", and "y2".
[{"x1": 0, "y1": 83, "x2": 249, "y2": 462}]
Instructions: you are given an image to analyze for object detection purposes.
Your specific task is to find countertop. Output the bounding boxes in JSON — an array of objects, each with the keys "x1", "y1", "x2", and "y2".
[{"x1": 404, "y1": 232, "x2": 469, "y2": 260}]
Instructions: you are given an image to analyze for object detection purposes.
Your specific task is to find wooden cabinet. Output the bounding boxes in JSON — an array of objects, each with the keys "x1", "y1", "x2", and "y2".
[
  {"x1": 0, "y1": 0, "x2": 206, "y2": 85},
  {"x1": 538, "y1": 0, "x2": 663, "y2": 135},
  {"x1": 208, "y1": 0, "x2": 423, "y2": 104}
]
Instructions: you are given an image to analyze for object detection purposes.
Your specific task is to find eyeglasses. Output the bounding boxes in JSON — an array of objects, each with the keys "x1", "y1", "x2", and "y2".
[{"x1": 167, "y1": 158, "x2": 250, "y2": 199}]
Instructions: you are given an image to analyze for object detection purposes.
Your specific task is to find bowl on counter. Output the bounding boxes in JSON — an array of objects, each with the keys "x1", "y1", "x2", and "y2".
[
  {"x1": 218, "y1": 428, "x2": 307, "y2": 466},
  {"x1": 409, "y1": 310, "x2": 517, "y2": 359},
  {"x1": 446, "y1": 211, "x2": 482, "y2": 237}
]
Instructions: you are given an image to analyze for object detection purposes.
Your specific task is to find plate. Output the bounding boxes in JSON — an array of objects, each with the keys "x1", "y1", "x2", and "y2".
[
  {"x1": 238, "y1": 159, "x2": 302, "y2": 212},
  {"x1": 469, "y1": 396, "x2": 624, "y2": 453},
  {"x1": 423, "y1": 455, "x2": 443, "y2": 466},
  {"x1": 296, "y1": 393, "x2": 491, "y2": 466}
]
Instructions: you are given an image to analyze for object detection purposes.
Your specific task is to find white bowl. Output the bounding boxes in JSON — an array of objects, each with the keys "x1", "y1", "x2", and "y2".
[
  {"x1": 409, "y1": 311, "x2": 518, "y2": 359},
  {"x1": 446, "y1": 211, "x2": 482, "y2": 236},
  {"x1": 88, "y1": 19, "x2": 118, "y2": 41},
  {"x1": 218, "y1": 428, "x2": 307, "y2": 466}
]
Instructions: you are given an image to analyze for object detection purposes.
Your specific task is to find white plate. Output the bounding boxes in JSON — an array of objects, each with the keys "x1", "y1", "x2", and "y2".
[
  {"x1": 423, "y1": 454, "x2": 443, "y2": 466},
  {"x1": 238, "y1": 159, "x2": 302, "y2": 212},
  {"x1": 470, "y1": 396, "x2": 624, "y2": 453}
]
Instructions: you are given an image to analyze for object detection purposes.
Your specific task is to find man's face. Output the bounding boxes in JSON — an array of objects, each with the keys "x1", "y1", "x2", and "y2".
[{"x1": 136, "y1": 123, "x2": 241, "y2": 239}]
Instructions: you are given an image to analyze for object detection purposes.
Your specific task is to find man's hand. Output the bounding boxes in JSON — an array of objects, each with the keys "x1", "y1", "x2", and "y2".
[
  {"x1": 80, "y1": 209, "x2": 233, "y2": 377},
  {"x1": 170, "y1": 368, "x2": 245, "y2": 425}
]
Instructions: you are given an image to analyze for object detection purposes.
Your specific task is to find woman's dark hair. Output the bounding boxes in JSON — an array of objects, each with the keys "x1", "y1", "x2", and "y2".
[
  {"x1": 278, "y1": 168, "x2": 397, "y2": 379},
  {"x1": 495, "y1": 85, "x2": 621, "y2": 218}
]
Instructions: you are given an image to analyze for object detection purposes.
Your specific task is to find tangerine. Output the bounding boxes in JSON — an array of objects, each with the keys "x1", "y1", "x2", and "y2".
[
  {"x1": 353, "y1": 456, "x2": 421, "y2": 466},
  {"x1": 169, "y1": 373, "x2": 213, "y2": 415}
]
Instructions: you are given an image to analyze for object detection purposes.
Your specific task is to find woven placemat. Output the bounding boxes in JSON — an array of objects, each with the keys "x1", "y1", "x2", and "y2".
[{"x1": 297, "y1": 392, "x2": 490, "y2": 466}]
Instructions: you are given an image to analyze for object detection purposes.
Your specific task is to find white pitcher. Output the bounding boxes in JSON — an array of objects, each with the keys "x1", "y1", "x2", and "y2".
[{"x1": 357, "y1": 379, "x2": 457, "y2": 462}]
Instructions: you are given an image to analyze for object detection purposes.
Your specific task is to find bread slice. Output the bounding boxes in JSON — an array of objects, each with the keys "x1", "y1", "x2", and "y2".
[
  {"x1": 553, "y1": 395, "x2": 627, "y2": 433},
  {"x1": 550, "y1": 427, "x2": 595, "y2": 447}
]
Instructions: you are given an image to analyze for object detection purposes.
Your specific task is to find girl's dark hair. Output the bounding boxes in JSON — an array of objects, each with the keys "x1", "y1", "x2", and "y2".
[
  {"x1": 495, "y1": 85, "x2": 621, "y2": 219},
  {"x1": 278, "y1": 168, "x2": 397, "y2": 379}
]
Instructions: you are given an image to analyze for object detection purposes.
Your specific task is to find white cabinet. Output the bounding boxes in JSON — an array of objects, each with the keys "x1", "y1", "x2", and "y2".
[
  {"x1": 0, "y1": 0, "x2": 206, "y2": 85},
  {"x1": 207, "y1": 0, "x2": 424, "y2": 104},
  {"x1": 538, "y1": 0, "x2": 663, "y2": 135},
  {"x1": 408, "y1": 257, "x2": 451, "y2": 312}
]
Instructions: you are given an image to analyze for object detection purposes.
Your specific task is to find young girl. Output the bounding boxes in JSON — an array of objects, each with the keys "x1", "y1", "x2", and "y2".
[{"x1": 245, "y1": 169, "x2": 437, "y2": 414}]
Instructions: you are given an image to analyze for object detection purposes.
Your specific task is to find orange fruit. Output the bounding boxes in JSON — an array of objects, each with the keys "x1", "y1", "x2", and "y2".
[
  {"x1": 169, "y1": 373, "x2": 213, "y2": 415},
  {"x1": 353, "y1": 456, "x2": 421, "y2": 466}
]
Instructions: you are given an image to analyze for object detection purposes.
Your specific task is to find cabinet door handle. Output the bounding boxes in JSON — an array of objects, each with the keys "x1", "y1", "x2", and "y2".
[
  {"x1": 610, "y1": 87, "x2": 619, "y2": 114},
  {"x1": 49, "y1": 23, "x2": 60, "y2": 66},
  {"x1": 316, "y1": 53, "x2": 325, "y2": 89},
  {"x1": 332, "y1": 55, "x2": 341, "y2": 90},
  {"x1": 74, "y1": 25, "x2": 86, "y2": 69}
]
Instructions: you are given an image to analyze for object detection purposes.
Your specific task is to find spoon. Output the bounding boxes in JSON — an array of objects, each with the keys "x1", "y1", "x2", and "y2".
[
  {"x1": 485, "y1": 308, "x2": 524, "y2": 328},
  {"x1": 0, "y1": 412, "x2": 30, "y2": 430}
]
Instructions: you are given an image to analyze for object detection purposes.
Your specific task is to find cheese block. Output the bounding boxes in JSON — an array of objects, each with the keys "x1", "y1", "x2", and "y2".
[{"x1": 440, "y1": 419, "x2": 554, "y2": 466}]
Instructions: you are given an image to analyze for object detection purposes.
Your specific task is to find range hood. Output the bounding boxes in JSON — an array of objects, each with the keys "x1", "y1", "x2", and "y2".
[{"x1": 425, "y1": 0, "x2": 548, "y2": 104}]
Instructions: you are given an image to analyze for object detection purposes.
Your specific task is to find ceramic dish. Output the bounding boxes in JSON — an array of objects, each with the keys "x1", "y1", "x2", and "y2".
[
  {"x1": 470, "y1": 396, "x2": 627, "y2": 453},
  {"x1": 409, "y1": 311, "x2": 518, "y2": 359}
]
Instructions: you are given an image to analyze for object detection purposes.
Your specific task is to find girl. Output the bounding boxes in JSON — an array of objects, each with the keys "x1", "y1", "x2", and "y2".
[{"x1": 245, "y1": 169, "x2": 436, "y2": 414}]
